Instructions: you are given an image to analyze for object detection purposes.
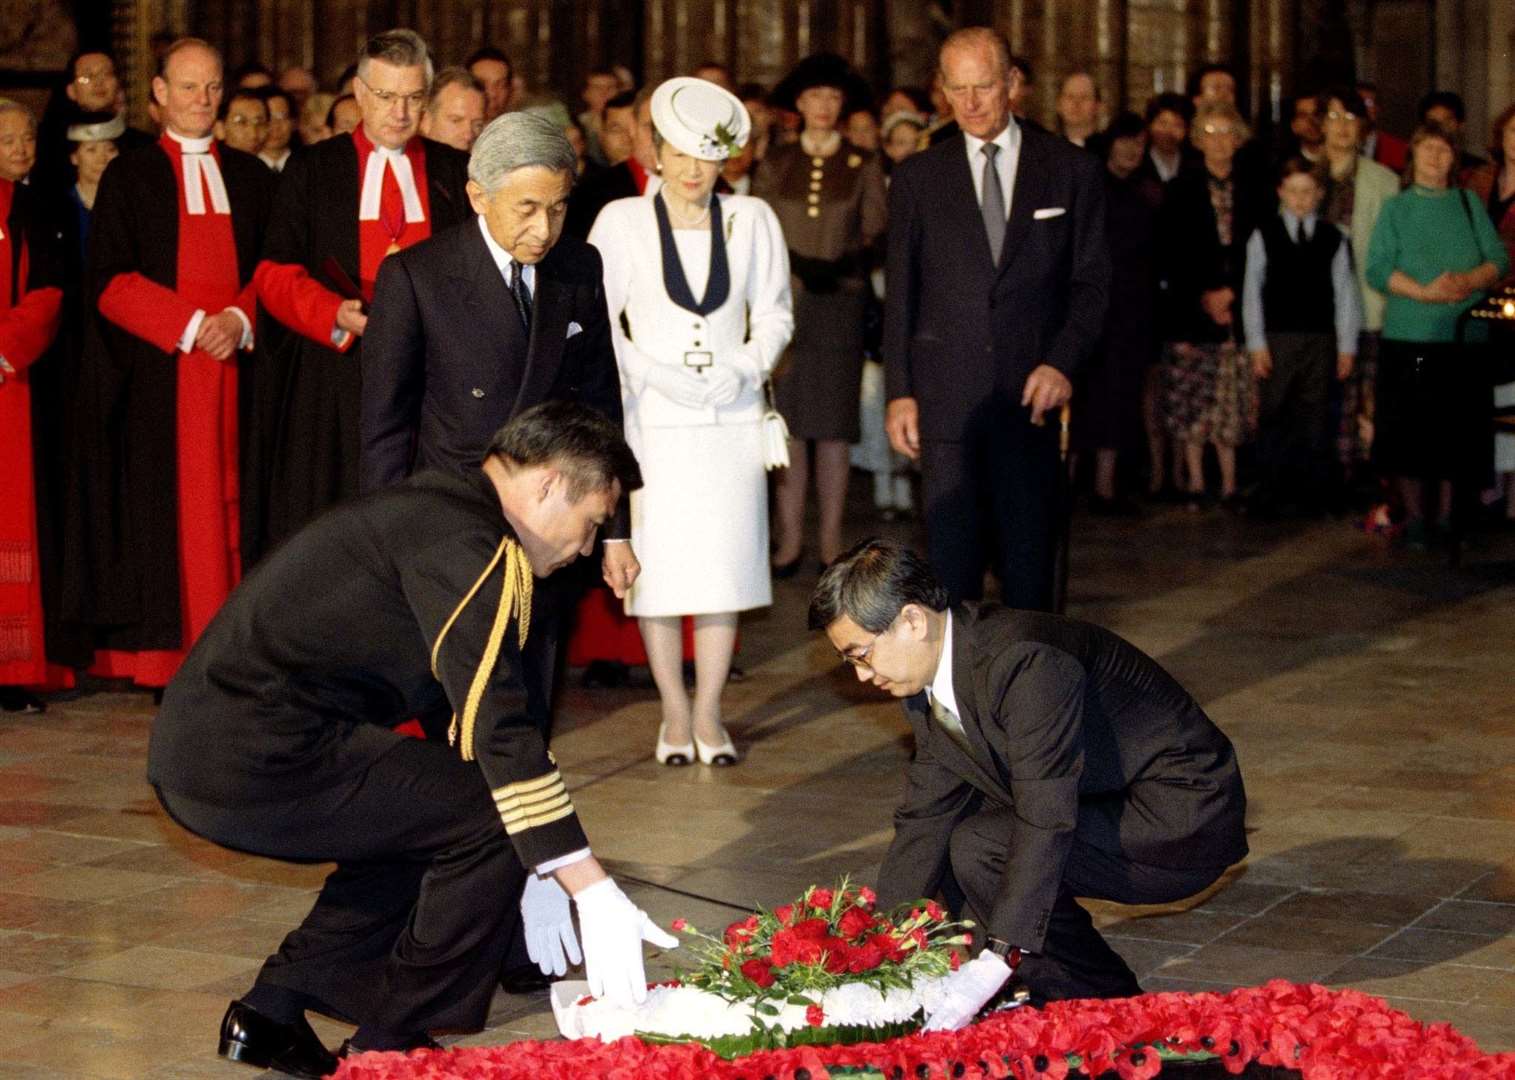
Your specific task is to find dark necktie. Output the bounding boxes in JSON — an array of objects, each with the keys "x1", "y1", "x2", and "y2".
[
  {"x1": 980, "y1": 143, "x2": 1007, "y2": 264},
  {"x1": 1293, "y1": 220, "x2": 1305, "y2": 244},
  {"x1": 509, "y1": 260, "x2": 533, "y2": 335}
]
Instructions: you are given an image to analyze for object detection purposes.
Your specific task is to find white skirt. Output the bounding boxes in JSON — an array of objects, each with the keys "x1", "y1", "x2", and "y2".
[{"x1": 624, "y1": 421, "x2": 772, "y2": 617}]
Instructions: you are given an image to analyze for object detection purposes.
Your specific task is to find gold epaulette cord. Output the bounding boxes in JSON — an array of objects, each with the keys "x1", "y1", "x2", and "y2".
[{"x1": 433, "y1": 537, "x2": 534, "y2": 760}]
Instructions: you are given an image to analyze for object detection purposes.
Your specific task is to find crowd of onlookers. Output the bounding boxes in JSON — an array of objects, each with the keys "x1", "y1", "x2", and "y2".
[{"x1": 1, "y1": 32, "x2": 1513, "y2": 719}]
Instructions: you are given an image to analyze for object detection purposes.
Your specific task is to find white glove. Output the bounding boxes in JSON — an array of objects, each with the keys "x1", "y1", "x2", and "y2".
[
  {"x1": 699, "y1": 367, "x2": 743, "y2": 407},
  {"x1": 643, "y1": 364, "x2": 710, "y2": 408},
  {"x1": 521, "y1": 873, "x2": 582, "y2": 977},
  {"x1": 922, "y1": 952, "x2": 1012, "y2": 1032},
  {"x1": 573, "y1": 877, "x2": 679, "y2": 1009}
]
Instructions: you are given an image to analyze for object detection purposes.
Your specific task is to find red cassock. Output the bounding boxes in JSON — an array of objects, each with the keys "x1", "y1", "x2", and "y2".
[
  {"x1": 92, "y1": 136, "x2": 253, "y2": 686},
  {"x1": 0, "y1": 180, "x2": 67, "y2": 689},
  {"x1": 255, "y1": 127, "x2": 432, "y2": 346}
]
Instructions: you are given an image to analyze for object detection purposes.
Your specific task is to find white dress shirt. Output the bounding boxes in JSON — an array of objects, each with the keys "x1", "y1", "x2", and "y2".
[
  {"x1": 962, "y1": 118, "x2": 1021, "y2": 223},
  {"x1": 926, "y1": 610, "x2": 961, "y2": 723}
]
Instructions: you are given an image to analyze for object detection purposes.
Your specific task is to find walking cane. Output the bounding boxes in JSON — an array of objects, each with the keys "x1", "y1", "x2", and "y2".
[{"x1": 1052, "y1": 403, "x2": 1073, "y2": 614}]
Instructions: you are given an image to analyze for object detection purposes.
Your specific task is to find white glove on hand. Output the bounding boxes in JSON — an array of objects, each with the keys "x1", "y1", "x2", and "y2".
[
  {"x1": 699, "y1": 367, "x2": 743, "y2": 407},
  {"x1": 922, "y1": 952, "x2": 1012, "y2": 1032},
  {"x1": 573, "y1": 878, "x2": 679, "y2": 1009},
  {"x1": 643, "y1": 364, "x2": 710, "y2": 408},
  {"x1": 521, "y1": 873, "x2": 582, "y2": 977}
]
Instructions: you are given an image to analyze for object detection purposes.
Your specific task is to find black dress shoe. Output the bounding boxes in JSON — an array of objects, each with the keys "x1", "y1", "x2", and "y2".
[
  {"x1": 340, "y1": 1033, "x2": 443, "y2": 1056},
  {"x1": 219, "y1": 1000, "x2": 338, "y2": 1079},
  {"x1": 499, "y1": 963, "x2": 553, "y2": 994}
]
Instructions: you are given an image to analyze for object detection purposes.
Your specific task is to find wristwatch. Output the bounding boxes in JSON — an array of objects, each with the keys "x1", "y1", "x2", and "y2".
[{"x1": 984, "y1": 937, "x2": 1024, "y2": 971}]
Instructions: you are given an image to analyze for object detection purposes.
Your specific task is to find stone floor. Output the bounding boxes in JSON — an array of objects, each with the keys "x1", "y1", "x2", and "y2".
[{"x1": 3, "y1": 496, "x2": 1515, "y2": 1078}]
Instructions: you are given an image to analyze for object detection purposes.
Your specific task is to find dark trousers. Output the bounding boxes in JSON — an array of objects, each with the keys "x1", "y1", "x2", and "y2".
[
  {"x1": 921, "y1": 421, "x2": 1060, "y2": 610},
  {"x1": 946, "y1": 802, "x2": 1227, "y2": 1003},
  {"x1": 155, "y1": 738, "x2": 527, "y2": 1035},
  {"x1": 1254, "y1": 332, "x2": 1333, "y2": 508}
]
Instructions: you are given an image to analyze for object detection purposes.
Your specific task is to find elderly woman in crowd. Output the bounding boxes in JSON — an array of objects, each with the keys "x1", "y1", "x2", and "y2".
[
  {"x1": 1366, "y1": 122, "x2": 1509, "y2": 547},
  {"x1": 1311, "y1": 86, "x2": 1401, "y2": 501},
  {"x1": 1468, "y1": 103, "x2": 1515, "y2": 519},
  {"x1": 756, "y1": 53, "x2": 886, "y2": 574},
  {"x1": 589, "y1": 78, "x2": 793, "y2": 766},
  {"x1": 1157, "y1": 100, "x2": 1270, "y2": 509}
]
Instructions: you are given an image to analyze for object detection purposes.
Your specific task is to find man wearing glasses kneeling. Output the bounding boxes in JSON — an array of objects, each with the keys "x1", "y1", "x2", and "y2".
[{"x1": 810, "y1": 540, "x2": 1247, "y2": 1026}]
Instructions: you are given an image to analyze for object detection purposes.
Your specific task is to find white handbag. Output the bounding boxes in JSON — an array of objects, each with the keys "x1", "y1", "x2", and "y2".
[{"x1": 761, "y1": 379, "x2": 791, "y2": 470}]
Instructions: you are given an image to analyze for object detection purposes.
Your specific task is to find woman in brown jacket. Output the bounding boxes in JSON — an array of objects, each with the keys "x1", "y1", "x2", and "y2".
[{"x1": 756, "y1": 54, "x2": 887, "y2": 573}]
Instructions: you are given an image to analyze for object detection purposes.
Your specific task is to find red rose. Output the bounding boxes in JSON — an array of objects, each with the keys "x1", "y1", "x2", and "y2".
[
  {"x1": 846, "y1": 941, "x2": 886, "y2": 972},
  {"x1": 820, "y1": 938, "x2": 851, "y2": 973},
  {"x1": 805, "y1": 1004, "x2": 825, "y2": 1027},
  {"x1": 925, "y1": 900, "x2": 944, "y2": 921},
  {"x1": 740, "y1": 957, "x2": 776, "y2": 988},
  {"x1": 671, "y1": 918, "x2": 688, "y2": 932},
  {"x1": 950, "y1": 950, "x2": 962, "y2": 971},
  {"x1": 724, "y1": 915, "x2": 760, "y2": 946},
  {"x1": 791, "y1": 917, "x2": 830, "y2": 941},
  {"x1": 837, "y1": 906, "x2": 876, "y2": 940},
  {"x1": 857, "y1": 886, "x2": 877, "y2": 907},
  {"x1": 868, "y1": 931, "x2": 908, "y2": 963},
  {"x1": 770, "y1": 928, "x2": 824, "y2": 967},
  {"x1": 808, "y1": 887, "x2": 834, "y2": 910}
]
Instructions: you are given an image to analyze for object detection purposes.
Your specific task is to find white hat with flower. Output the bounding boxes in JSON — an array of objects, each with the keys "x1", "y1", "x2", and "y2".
[{"x1": 650, "y1": 76, "x2": 750, "y2": 162}]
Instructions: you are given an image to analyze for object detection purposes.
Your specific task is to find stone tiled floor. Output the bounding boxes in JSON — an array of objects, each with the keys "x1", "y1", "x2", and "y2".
[{"x1": 3, "y1": 502, "x2": 1515, "y2": 1077}]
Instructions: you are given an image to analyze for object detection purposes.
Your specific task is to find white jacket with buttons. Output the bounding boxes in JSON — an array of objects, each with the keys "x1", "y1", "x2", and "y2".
[{"x1": 588, "y1": 193, "x2": 794, "y2": 432}]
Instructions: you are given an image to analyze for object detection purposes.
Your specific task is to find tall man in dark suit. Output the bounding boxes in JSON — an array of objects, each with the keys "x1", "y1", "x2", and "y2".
[
  {"x1": 884, "y1": 27, "x2": 1109, "y2": 611},
  {"x1": 362, "y1": 110, "x2": 638, "y2": 598},
  {"x1": 811, "y1": 540, "x2": 1246, "y2": 1017}
]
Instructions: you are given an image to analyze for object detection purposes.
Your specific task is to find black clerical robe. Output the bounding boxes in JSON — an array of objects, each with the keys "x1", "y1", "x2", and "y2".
[
  {"x1": 249, "y1": 133, "x2": 469, "y2": 564},
  {"x1": 67, "y1": 141, "x2": 272, "y2": 653}
]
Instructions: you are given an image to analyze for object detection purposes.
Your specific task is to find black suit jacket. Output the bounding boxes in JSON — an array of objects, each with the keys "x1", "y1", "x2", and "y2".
[
  {"x1": 875, "y1": 603, "x2": 1247, "y2": 951},
  {"x1": 883, "y1": 124, "x2": 1111, "y2": 443},
  {"x1": 564, "y1": 160, "x2": 640, "y2": 240},
  {"x1": 360, "y1": 219, "x2": 627, "y2": 538}
]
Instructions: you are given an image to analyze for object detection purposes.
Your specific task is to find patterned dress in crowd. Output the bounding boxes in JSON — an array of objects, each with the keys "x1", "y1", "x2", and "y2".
[{"x1": 1162, "y1": 172, "x2": 1255, "y2": 447}]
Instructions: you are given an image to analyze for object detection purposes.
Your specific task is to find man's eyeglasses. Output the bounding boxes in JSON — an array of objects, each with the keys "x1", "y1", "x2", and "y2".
[
  {"x1": 358, "y1": 77, "x2": 427, "y2": 111},
  {"x1": 226, "y1": 115, "x2": 268, "y2": 128},
  {"x1": 837, "y1": 619, "x2": 896, "y2": 670},
  {"x1": 75, "y1": 69, "x2": 116, "y2": 86}
]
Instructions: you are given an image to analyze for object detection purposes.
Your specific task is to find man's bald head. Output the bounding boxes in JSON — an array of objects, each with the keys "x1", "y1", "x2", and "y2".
[{"x1": 153, "y1": 38, "x2": 224, "y2": 139}]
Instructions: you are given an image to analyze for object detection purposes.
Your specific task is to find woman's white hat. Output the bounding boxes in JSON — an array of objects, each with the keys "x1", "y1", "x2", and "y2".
[{"x1": 650, "y1": 76, "x2": 750, "y2": 161}]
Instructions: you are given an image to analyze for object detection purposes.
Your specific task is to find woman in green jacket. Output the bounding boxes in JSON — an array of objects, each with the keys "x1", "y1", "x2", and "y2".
[{"x1": 1365, "y1": 123, "x2": 1510, "y2": 546}]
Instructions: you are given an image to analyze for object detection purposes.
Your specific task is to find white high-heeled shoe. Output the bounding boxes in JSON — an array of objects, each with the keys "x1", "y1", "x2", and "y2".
[
  {"x1": 693, "y1": 727, "x2": 739, "y2": 766},
  {"x1": 655, "y1": 722, "x2": 694, "y2": 766}
]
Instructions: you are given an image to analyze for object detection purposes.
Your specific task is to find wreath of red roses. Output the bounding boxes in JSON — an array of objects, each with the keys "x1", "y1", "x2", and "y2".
[{"x1": 334, "y1": 980, "x2": 1515, "y2": 1080}]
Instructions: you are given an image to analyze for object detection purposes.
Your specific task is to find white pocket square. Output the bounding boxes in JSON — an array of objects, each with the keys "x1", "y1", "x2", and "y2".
[
  {"x1": 566, "y1": 321, "x2": 583, "y2": 339},
  {"x1": 1032, "y1": 207, "x2": 1066, "y2": 220}
]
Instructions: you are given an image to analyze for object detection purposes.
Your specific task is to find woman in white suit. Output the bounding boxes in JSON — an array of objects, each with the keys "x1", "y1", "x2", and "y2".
[{"x1": 589, "y1": 78, "x2": 793, "y2": 766}]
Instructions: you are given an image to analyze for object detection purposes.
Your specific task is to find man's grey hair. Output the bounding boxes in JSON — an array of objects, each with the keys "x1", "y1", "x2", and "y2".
[
  {"x1": 0, "y1": 98, "x2": 36, "y2": 131},
  {"x1": 357, "y1": 29, "x2": 434, "y2": 86},
  {"x1": 468, "y1": 112, "x2": 577, "y2": 194}
]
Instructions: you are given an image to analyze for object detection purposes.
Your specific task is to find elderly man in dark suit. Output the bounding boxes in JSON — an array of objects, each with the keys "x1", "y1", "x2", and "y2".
[
  {"x1": 361, "y1": 110, "x2": 636, "y2": 596},
  {"x1": 810, "y1": 539, "x2": 1246, "y2": 1019},
  {"x1": 884, "y1": 27, "x2": 1110, "y2": 611}
]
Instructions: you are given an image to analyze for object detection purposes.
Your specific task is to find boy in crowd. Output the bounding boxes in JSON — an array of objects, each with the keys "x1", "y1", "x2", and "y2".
[{"x1": 1242, "y1": 157, "x2": 1361, "y2": 517}]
